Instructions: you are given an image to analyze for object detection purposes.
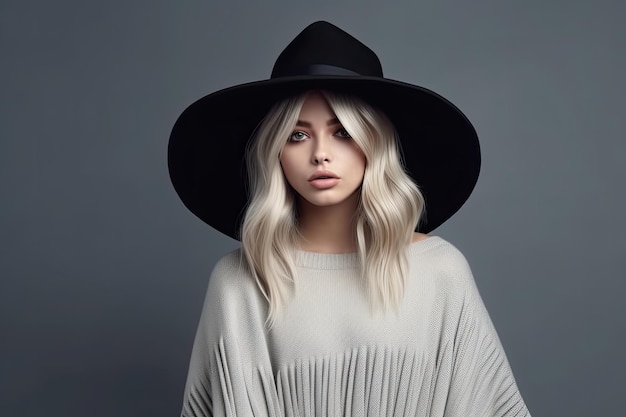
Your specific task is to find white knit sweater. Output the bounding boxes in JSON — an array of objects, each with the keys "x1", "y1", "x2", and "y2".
[{"x1": 180, "y1": 236, "x2": 531, "y2": 416}]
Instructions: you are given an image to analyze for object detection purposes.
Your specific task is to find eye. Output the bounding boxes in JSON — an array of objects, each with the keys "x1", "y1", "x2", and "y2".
[
  {"x1": 334, "y1": 128, "x2": 352, "y2": 139},
  {"x1": 288, "y1": 131, "x2": 308, "y2": 142}
]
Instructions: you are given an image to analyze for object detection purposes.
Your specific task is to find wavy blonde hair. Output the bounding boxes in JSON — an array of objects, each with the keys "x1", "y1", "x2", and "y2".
[{"x1": 241, "y1": 90, "x2": 424, "y2": 327}]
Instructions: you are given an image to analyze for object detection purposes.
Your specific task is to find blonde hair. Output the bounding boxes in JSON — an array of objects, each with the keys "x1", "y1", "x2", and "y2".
[{"x1": 241, "y1": 90, "x2": 424, "y2": 327}]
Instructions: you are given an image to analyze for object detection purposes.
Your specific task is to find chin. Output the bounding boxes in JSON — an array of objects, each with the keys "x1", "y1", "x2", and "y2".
[{"x1": 301, "y1": 193, "x2": 360, "y2": 209}]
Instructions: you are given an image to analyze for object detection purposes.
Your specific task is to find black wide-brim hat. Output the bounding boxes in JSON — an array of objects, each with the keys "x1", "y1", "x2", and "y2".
[{"x1": 169, "y1": 21, "x2": 480, "y2": 239}]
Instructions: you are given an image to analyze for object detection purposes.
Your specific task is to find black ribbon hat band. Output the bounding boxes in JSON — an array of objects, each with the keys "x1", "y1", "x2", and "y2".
[{"x1": 273, "y1": 64, "x2": 362, "y2": 77}]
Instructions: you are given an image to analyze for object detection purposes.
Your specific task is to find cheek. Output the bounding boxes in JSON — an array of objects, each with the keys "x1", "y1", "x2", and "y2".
[
  {"x1": 279, "y1": 152, "x2": 297, "y2": 183},
  {"x1": 344, "y1": 146, "x2": 366, "y2": 176},
  {"x1": 356, "y1": 158, "x2": 366, "y2": 182}
]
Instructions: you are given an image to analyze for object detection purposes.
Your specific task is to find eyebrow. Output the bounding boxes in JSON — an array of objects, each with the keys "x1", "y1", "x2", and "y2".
[{"x1": 295, "y1": 117, "x2": 341, "y2": 128}]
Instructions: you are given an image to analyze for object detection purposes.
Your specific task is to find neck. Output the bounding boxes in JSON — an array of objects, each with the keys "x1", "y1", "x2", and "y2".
[{"x1": 296, "y1": 193, "x2": 360, "y2": 253}]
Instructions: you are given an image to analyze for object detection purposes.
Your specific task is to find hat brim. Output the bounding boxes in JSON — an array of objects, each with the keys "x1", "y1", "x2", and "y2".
[{"x1": 168, "y1": 75, "x2": 480, "y2": 239}]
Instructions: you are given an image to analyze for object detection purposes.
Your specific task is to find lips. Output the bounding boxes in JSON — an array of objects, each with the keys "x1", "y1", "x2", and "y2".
[
  {"x1": 308, "y1": 170, "x2": 339, "y2": 181},
  {"x1": 308, "y1": 170, "x2": 340, "y2": 189}
]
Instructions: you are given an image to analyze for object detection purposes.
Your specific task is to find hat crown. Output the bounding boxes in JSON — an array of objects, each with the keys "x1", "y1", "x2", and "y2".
[{"x1": 271, "y1": 21, "x2": 383, "y2": 78}]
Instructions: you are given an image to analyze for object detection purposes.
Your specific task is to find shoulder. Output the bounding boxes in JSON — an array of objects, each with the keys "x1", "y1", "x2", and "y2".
[
  {"x1": 206, "y1": 249, "x2": 263, "y2": 305},
  {"x1": 410, "y1": 235, "x2": 471, "y2": 269},
  {"x1": 209, "y1": 248, "x2": 247, "y2": 281},
  {"x1": 195, "y1": 249, "x2": 269, "y2": 350},
  {"x1": 198, "y1": 249, "x2": 268, "y2": 334},
  {"x1": 408, "y1": 235, "x2": 475, "y2": 294}
]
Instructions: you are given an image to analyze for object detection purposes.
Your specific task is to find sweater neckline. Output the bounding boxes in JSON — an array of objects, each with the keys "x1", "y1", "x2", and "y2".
[{"x1": 294, "y1": 236, "x2": 443, "y2": 270}]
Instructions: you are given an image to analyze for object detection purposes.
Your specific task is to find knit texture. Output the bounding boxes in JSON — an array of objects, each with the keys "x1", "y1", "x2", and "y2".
[{"x1": 180, "y1": 237, "x2": 531, "y2": 416}]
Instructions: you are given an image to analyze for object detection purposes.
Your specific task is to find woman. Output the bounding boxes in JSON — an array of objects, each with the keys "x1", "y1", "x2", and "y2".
[{"x1": 169, "y1": 21, "x2": 531, "y2": 417}]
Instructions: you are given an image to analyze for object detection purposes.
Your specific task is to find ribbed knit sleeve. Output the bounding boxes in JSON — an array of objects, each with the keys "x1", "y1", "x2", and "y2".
[
  {"x1": 443, "y1": 260, "x2": 530, "y2": 416},
  {"x1": 180, "y1": 252, "x2": 276, "y2": 417}
]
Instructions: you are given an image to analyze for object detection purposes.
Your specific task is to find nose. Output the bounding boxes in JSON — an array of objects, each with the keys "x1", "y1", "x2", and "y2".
[{"x1": 311, "y1": 137, "x2": 332, "y2": 165}]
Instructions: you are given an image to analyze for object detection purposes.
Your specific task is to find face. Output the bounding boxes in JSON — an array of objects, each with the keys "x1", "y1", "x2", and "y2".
[{"x1": 279, "y1": 91, "x2": 366, "y2": 209}]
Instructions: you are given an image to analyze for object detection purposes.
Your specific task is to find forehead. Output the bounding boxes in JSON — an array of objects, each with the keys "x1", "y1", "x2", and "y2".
[{"x1": 298, "y1": 91, "x2": 335, "y2": 120}]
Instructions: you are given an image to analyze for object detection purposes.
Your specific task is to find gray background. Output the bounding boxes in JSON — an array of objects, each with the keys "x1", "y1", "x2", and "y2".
[{"x1": 1, "y1": 0, "x2": 624, "y2": 416}]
